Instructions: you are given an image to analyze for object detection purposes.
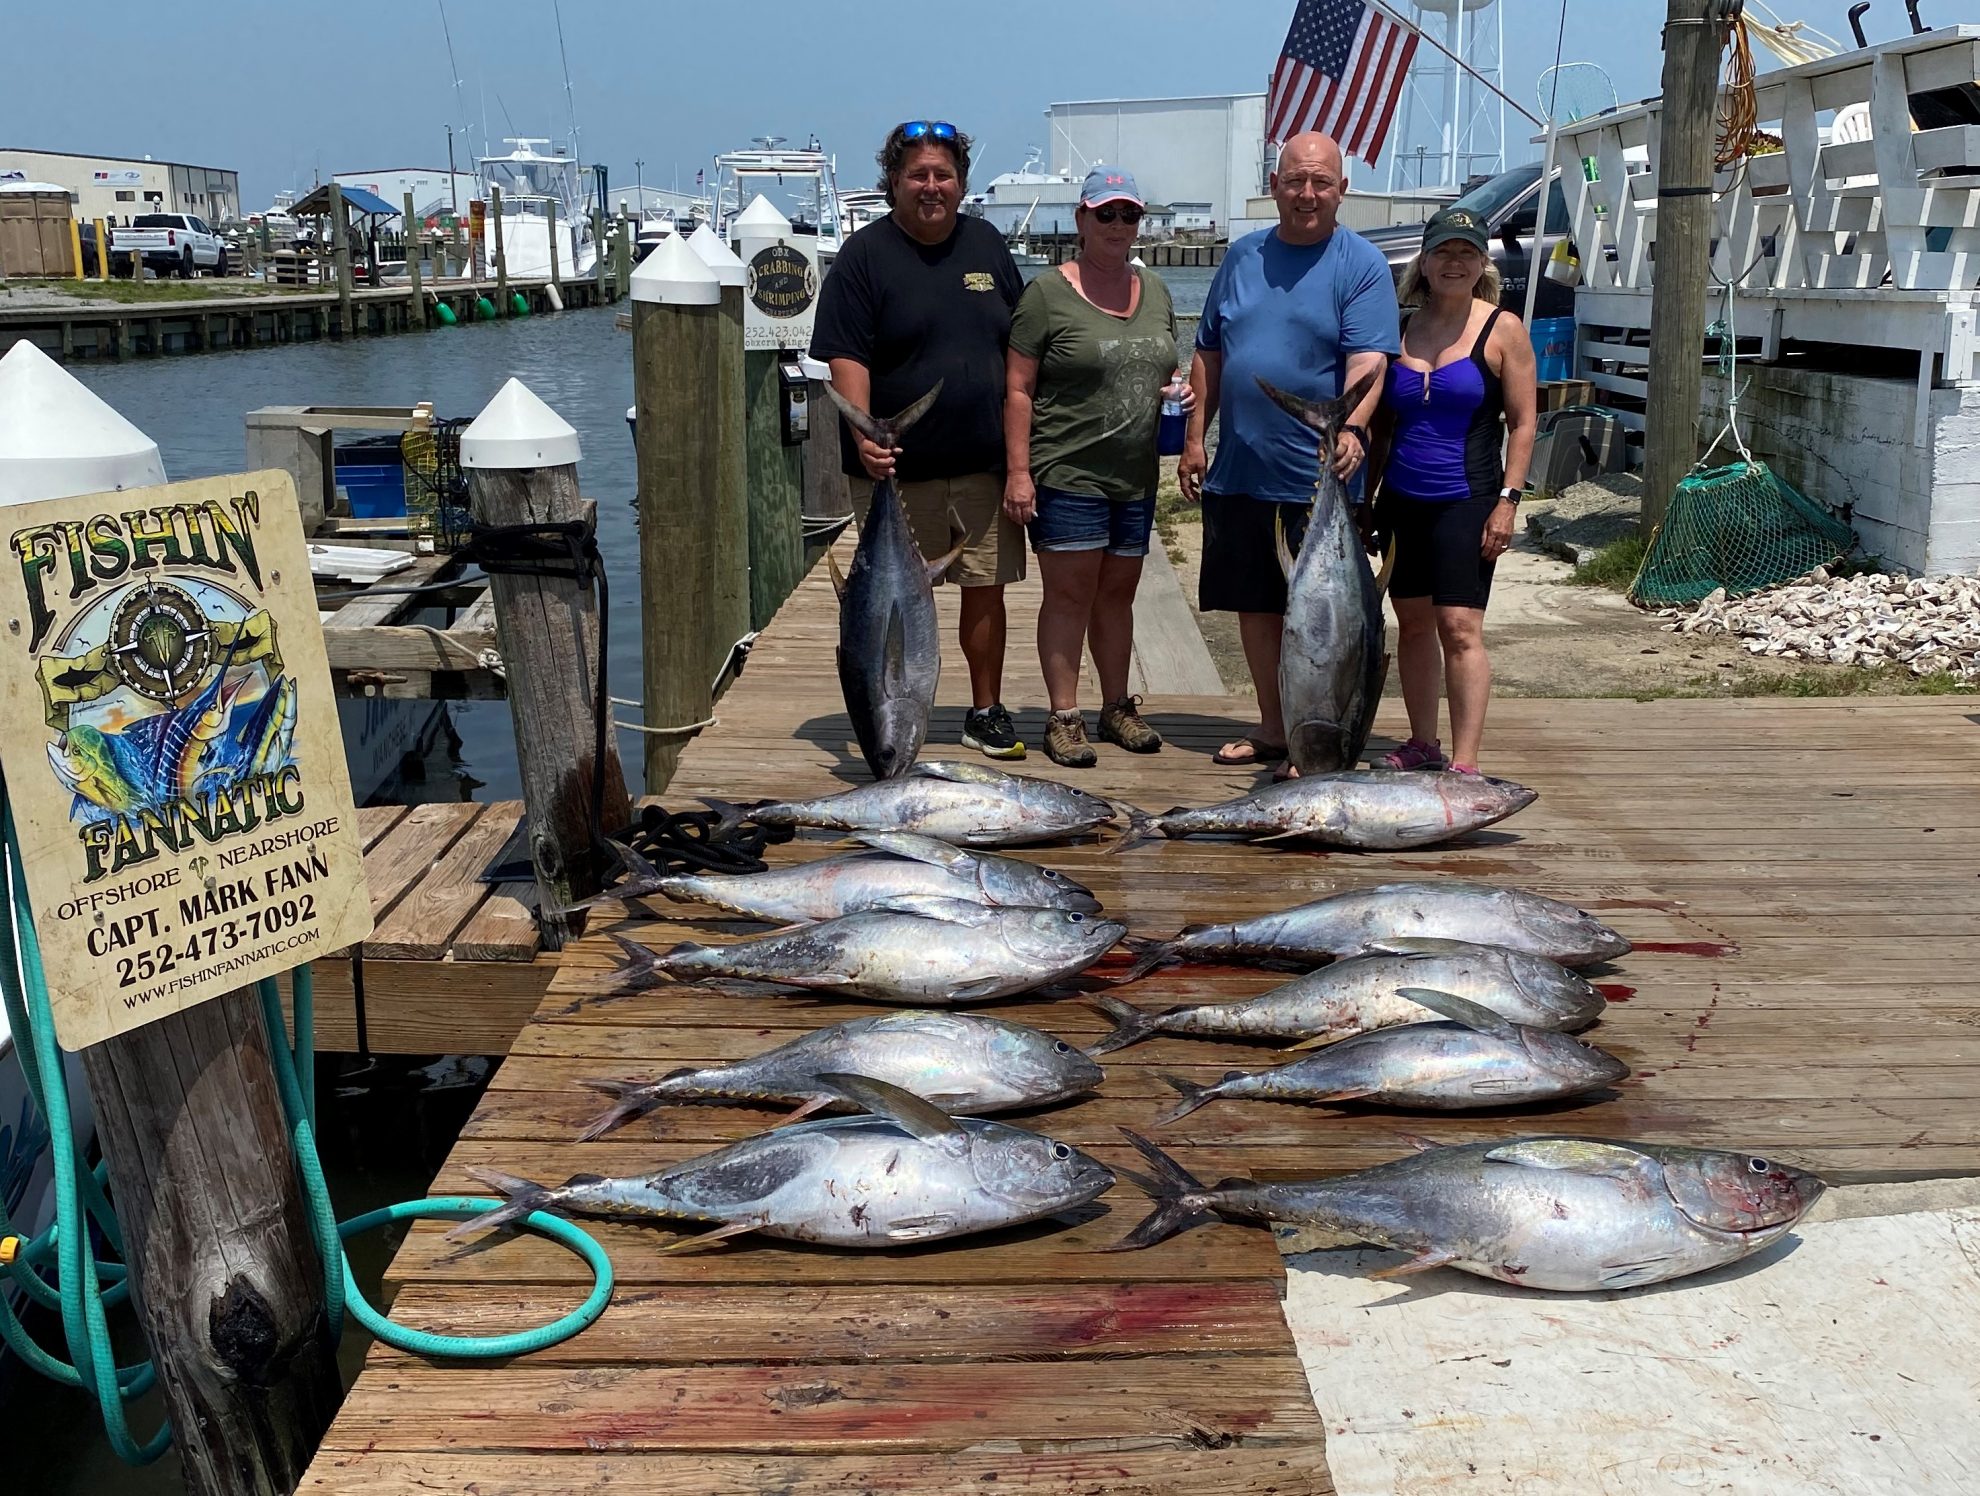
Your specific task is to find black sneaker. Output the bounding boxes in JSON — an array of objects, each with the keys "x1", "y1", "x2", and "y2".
[{"x1": 961, "y1": 704, "x2": 1026, "y2": 761}]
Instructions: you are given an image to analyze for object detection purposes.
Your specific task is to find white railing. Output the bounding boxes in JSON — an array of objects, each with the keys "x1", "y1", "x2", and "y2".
[{"x1": 1561, "y1": 24, "x2": 1978, "y2": 296}]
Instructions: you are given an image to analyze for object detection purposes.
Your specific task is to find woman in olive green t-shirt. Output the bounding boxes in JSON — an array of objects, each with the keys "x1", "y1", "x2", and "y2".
[{"x1": 1002, "y1": 166, "x2": 1191, "y2": 768}]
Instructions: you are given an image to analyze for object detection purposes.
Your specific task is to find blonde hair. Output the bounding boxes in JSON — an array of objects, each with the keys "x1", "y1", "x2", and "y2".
[{"x1": 1397, "y1": 251, "x2": 1503, "y2": 308}]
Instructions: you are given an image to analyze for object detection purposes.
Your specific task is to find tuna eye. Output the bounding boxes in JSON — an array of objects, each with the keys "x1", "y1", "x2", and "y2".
[
  {"x1": 1065, "y1": 913, "x2": 1085, "y2": 924},
  {"x1": 1747, "y1": 1157, "x2": 1771, "y2": 1173},
  {"x1": 1051, "y1": 1142, "x2": 1072, "y2": 1160},
  {"x1": 1053, "y1": 1040, "x2": 1071, "y2": 1053},
  {"x1": 1042, "y1": 869, "x2": 1062, "y2": 880}
]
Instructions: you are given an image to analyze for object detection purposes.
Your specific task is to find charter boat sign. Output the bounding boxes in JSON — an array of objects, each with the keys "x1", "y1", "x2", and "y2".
[{"x1": 0, "y1": 469, "x2": 371, "y2": 1048}]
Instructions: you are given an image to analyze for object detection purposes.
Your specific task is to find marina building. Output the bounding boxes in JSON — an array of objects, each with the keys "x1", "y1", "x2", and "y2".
[
  {"x1": 332, "y1": 167, "x2": 481, "y2": 225},
  {"x1": 1043, "y1": 93, "x2": 1270, "y2": 231},
  {"x1": 0, "y1": 148, "x2": 238, "y2": 226}
]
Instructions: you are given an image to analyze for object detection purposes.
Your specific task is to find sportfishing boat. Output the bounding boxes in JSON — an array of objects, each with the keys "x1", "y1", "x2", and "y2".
[
  {"x1": 710, "y1": 139, "x2": 854, "y2": 261},
  {"x1": 478, "y1": 137, "x2": 598, "y2": 278}
]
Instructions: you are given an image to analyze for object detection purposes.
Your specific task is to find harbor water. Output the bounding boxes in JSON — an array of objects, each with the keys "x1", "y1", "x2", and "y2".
[{"x1": 68, "y1": 264, "x2": 1215, "y2": 805}]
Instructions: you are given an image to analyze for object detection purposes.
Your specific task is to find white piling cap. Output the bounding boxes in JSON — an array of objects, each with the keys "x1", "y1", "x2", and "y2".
[
  {"x1": 732, "y1": 194, "x2": 793, "y2": 241},
  {"x1": 685, "y1": 222, "x2": 746, "y2": 287},
  {"x1": 460, "y1": 378, "x2": 582, "y2": 469},
  {"x1": 631, "y1": 233, "x2": 722, "y2": 306},
  {"x1": 0, "y1": 342, "x2": 167, "y2": 506}
]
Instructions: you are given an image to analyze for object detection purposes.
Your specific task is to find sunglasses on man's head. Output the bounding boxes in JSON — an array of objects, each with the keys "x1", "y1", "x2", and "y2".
[
  {"x1": 1092, "y1": 205, "x2": 1143, "y2": 225},
  {"x1": 899, "y1": 121, "x2": 958, "y2": 142}
]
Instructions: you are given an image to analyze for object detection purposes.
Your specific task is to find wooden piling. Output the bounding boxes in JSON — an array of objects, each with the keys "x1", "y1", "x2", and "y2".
[
  {"x1": 403, "y1": 191, "x2": 426, "y2": 329},
  {"x1": 327, "y1": 181, "x2": 354, "y2": 338},
  {"x1": 630, "y1": 243, "x2": 728, "y2": 789},
  {"x1": 547, "y1": 198, "x2": 561, "y2": 291},
  {"x1": 94, "y1": 218, "x2": 110, "y2": 282},
  {"x1": 744, "y1": 349, "x2": 805, "y2": 628},
  {"x1": 491, "y1": 186, "x2": 509, "y2": 315},
  {"x1": 463, "y1": 383, "x2": 631, "y2": 947},
  {"x1": 592, "y1": 209, "x2": 607, "y2": 298},
  {"x1": 81, "y1": 1006, "x2": 341, "y2": 1496}
]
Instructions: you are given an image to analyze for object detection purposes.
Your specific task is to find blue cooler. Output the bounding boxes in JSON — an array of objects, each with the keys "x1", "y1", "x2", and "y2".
[{"x1": 1530, "y1": 317, "x2": 1576, "y2": 384}]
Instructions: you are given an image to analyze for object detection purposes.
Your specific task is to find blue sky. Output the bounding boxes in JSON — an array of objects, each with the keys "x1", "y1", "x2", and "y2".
[{"x1": 0, "y1": 0, "x2": 1916, "y2": 206}]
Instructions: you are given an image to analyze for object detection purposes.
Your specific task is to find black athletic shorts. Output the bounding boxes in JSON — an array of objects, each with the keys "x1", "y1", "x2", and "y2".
[
  {"x1": 1380, "y1": 489, "x2": 1499, "y2": 610},
  {"x1": 1199, "y1": 491, "x2": 1312, "y2": 614}
]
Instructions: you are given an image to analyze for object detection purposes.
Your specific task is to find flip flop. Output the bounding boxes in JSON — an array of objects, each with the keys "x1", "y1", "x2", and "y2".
[
  {"x1": 1272, "y1": 759, "x2": 1301, "y2": 783},
  {"x1": 1212, "y1": 737, "x2": 1287, "y2": 767}
]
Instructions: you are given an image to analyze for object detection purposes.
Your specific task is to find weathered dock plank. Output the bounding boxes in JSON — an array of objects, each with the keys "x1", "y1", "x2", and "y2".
[{"x1": 303, "y1": 540, "x2": 1980, "y2": 1493}]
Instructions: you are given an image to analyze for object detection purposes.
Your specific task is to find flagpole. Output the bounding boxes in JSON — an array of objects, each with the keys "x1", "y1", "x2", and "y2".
[{"x1": 1366, "y1": 0, "x2": 1547, "y2": 131}]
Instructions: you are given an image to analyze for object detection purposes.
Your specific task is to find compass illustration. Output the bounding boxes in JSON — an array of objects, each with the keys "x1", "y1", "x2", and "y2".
[{"x1": 107, "y1": 579, "x2": 215, "y2": 701}]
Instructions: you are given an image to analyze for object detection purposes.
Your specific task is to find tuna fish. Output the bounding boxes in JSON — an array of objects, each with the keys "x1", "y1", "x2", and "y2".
[
  {"x1": 592, "y1": 831, "x2": 1100, "y2": 923},
  {"x1": 1114, "y1": 770, "x2": 1537, "y2": 852},
  {"x1": 1110, "y1": 1129, "x2": 1826, "y2": 1291},
  {"x1": 1151, "y1": 987, "x2": 1629, "y2": 1122},
  {"x1": 1258, "y1": 372, "x2": 1386, "y2": 775},
  {"x1": 576, "y1": 1010, "x2": 1103, "y2": 1140},
  {"x1": 826, "y1": 382, "x2": 959, "y2": 779},
  {"x1": 1123, "y1": 880, "x2": 1632, "y2": 975},
  {"x1": 1087, "y1": 938, "x2": 1604, "y2": 1054},
  {"x1": 716, "y1": 761, "x2": 1122, "y2": 848},
  {"x1": 451, "y1": 1074, "x2": 1116, "y2": 1249},
  {"x1": 609, "y1": 895, "x2": 1127, "y2": 1005}
]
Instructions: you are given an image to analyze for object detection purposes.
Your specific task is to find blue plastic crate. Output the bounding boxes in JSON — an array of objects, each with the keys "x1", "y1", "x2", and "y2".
[{"x1": 336, "y1": 463, "x2": 407, "y2": 519}]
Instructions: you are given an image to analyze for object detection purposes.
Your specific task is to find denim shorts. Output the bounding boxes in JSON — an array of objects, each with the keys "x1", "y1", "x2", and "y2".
[{"x1": 1028, "y1": 487, "x2": 1158, "y2": 557}]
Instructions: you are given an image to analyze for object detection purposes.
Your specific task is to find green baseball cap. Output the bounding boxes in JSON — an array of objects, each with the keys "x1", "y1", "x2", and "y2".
[{"x1": 1422, "y1": 205, "x2": 1490, "y2": 254}]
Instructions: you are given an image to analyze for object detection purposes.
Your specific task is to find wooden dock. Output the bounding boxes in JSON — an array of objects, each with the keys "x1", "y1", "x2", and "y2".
[
  {"x1": 0, "y1": 275, "x2": 612, "y2": 362},
  {"x1": 300, "y1": 547, "x2": 1980, "y2": 1492}
]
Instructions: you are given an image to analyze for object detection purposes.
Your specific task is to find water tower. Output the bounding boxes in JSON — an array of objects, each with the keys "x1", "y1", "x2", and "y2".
[{"x1": 1385, "y1": 0, "x2": 1505, "y2": 192}]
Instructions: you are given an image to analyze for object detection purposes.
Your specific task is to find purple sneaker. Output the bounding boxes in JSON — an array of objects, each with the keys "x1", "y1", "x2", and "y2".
[{"x1": 1381, "y1": 737, "x2": 1448, "y2": 771}]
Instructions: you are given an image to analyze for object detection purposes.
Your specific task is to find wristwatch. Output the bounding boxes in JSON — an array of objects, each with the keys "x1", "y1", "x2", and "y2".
[{"x1": 1499, "y1": 486, "x2": 1524, "y2": 506}]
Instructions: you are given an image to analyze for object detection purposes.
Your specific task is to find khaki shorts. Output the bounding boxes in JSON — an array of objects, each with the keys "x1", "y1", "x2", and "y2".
[{"x1": 847, "y1": 471, "x2": 1027, "y2": 587}]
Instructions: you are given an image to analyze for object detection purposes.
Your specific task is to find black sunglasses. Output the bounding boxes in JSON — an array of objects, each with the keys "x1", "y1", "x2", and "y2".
[
  {"x1": 1092, "y1": 205, "x2": 1143, "y2": 225},
  {"x1": 899, "y1": 121, "x2": 958, "y2": 142}
]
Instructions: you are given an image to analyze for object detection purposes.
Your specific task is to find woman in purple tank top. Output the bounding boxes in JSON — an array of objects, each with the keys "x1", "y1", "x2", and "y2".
[{"x1": 1367, "y1": 206, "x2": 1537, "y2": 776}]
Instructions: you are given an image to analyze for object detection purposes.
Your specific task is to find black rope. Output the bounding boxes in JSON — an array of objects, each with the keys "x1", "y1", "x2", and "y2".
[{"x1": 608, "y1": 804, "x2": 793, "y2": 878}]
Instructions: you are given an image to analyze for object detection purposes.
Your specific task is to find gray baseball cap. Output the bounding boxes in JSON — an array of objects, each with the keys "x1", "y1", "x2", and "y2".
[{"x1": 1080, "y1": 166, "x2": 1144, "y2": 207}]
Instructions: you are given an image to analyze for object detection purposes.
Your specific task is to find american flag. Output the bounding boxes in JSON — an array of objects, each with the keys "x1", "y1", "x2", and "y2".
[{"x1": 1266, "y1": 0, "x2": 1420, "y2": 166}]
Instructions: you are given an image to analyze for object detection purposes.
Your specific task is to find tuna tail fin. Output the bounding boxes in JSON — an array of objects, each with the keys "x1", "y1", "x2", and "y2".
[
  {"x1": 573, "y1": 1070, "x2": 694, "y2": 1141},
  {"x1": 1254, "y1": 370, "x2": 1379, "y2": 440},
  {"x1": 1101, "y1": 1128, "x2": 1219, "y2": 1252},
  {"x1": 448, "y1": 1167, "x2": 559, "y2": 1241},
  {"x1": 822, "y1": 379, "x2": 945, "y2": 450},
  {"x1": 1082, "y1": 993, "x2": 1165, "y2": 1056},
  {"x1": 607, "y1": 934, "x2": 674, "y2": 992},
  {"x1": 1109, "y1": 807, "x2": 1173, "y2": 855},
  {"x1": 925, "y1": 509, "x2": 968, "y2": 585},
  {"x1": 1152, "y1": 1073, "x2": 1217, "y2": 1126},
  {"x1": 1112, "y1": 935, "x2": 1180, "y2": 986},
  {"x1": 695, "y1": 796, "x2": 754, "y2": 839}
]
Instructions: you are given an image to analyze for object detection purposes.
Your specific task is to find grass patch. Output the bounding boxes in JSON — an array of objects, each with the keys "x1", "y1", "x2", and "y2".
[
  {"x1": 1567, "y1": 533, "x2": 1648, "y2": 590},
  {"x1": 1531, "y1": 664, "x2": 1976, "y2": 701},
  {"x1": 20, "y1": 278, "x2": 316, "y2": 305},
  {"x1": 1154, "y1": 458, "x2": 1194, "y2": 567}
]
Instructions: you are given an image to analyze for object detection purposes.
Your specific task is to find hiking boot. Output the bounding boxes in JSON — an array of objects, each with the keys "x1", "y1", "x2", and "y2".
[
  {"x1": 961, "y1": 704, "x2": 1026, "y2": 761},
  {"x1": 1043, "y1": 710, "x2": 1097, "y2": 768},
  {"x1": 1098, "y1": 695, "x2": 1162, "y2": 754}
]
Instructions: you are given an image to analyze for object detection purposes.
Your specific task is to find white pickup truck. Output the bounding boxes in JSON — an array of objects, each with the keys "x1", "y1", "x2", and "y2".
[{"x1": 110, "y1": 213, "x2": 228, "y2": 278}]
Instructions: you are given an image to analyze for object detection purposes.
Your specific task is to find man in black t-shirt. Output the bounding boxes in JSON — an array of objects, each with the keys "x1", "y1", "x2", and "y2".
[{"x1": 810, "y1": 120, "x2": 1028, "y2": 761}]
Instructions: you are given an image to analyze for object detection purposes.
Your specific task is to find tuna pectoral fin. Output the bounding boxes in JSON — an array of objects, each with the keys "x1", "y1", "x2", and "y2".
[
  {"x1": 1283, "y1": 1030, "x2": 1348, "y2": 1052},
  {"x1": 815, "y1": 1071, "x2": 968, "y2": 1149},
  {"x1": 1597, "y1": 1256, "x2": 1680, "y2": 1289},
  {"x1": 882, "y1": 604, "x2": 910, "y2": 695},
  {"x1": 1394, "y1": 986, "x2": 1522, "y2": 1040},
  {"x1": 827, "y1": 545, "x2": 848, "y2": 600},
  {"x1": 1484, "y1": 1139, "x2": 1650, "y2": 1179},
  {"x1": 779, "y1": 1094, "x2": 835, "y2": 1125},
  {"x1": 1375, "y1": 539, "x2": 1399, "y2": 596},
  {"x1": 910, "y1": 760, "x2": 1014, "y2": 786},
  {"x1": 1366, "y1": 1248, "x2": 1459, "y2": 1281},
  {"x1": 851, "y1": 830, "x2": 972, "y2": 870},
  {"x1": 1273, "y1": 504, "x2": 1298, "y2": 579},
  {"x1": 658, "y1": 1219, "x2": 761, "y2": 1255}
]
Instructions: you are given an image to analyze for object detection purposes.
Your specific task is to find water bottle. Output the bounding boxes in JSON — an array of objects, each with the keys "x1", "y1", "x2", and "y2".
[{"x1": 1157, "y1": 381, "x2": 1186, "y2": 456}]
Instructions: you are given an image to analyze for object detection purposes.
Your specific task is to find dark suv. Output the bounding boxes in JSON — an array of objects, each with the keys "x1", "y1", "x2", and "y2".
[{"x1": 1360, "y1": 163, "x2": 1577, "y2": 318}]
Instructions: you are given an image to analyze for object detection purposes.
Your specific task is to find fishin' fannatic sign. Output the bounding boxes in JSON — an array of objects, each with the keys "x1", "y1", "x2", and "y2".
[{"x1": 0, "y1": 470, "x2": 371, "y2": 1049}]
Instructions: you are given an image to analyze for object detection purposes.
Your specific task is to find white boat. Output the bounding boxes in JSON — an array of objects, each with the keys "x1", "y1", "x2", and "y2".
[
  {"x1": 710, "y1": 140, "x2": 854, "y2": 262},
  {"x1": 479, "y1": 137, "x2": 597, "y2": 278}
]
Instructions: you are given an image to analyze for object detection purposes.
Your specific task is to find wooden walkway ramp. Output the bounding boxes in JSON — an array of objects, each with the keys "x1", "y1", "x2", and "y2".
[{"x1": 301, "y1": 550, "x2": 1980, "y2": 1493}]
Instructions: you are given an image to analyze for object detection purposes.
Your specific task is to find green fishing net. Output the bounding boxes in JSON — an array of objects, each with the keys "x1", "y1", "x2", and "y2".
[{"x1": 1628, "y1": 461, "x2": 1855, "y2": 607}]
